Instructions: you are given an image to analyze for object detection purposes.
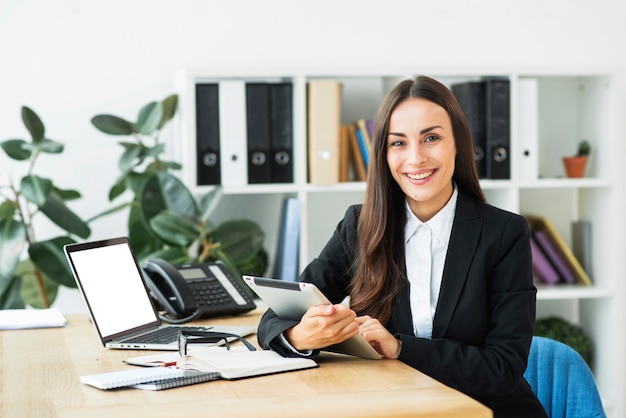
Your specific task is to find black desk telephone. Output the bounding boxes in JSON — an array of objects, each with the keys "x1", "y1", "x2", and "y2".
[{"x1": 141, "y1": 258, "x2": 256, "y2": 324}]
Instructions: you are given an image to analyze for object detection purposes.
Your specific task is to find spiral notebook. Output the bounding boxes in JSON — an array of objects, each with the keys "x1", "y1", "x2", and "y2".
[
  {"x1": 80, "y1": 367, "x2": 218, "y2": 390},
  {"x1": 130, "y1": 370, "x2": 219, "y2": 391}
]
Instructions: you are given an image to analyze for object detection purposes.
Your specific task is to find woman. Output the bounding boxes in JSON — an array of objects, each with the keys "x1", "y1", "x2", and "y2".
[{"x1": 257, "y1": 75, "x2": 546, "y2": 417}]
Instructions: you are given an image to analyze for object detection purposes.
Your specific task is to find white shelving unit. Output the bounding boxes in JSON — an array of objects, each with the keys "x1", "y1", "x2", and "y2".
[{"x1": 174, "y1": 68, "x2": 623, "y2": 416}]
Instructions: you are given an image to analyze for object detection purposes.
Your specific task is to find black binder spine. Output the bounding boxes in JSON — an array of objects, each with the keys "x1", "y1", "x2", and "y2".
[
  {"x1": 246, "y1": 83, "x2": 272, "y2": 184},
  {"x1": 485, "y1": 79, "x2": 511, "y2": 179},
  {"x1": 269, "y1": 82, "x2": 294, "y2": 183},
  {"x1": 195, "y1": 83, "x2": 221, "y2": 185},
  {"x1": 451, "y1": 82, "x2": 486, "y2": 178}
]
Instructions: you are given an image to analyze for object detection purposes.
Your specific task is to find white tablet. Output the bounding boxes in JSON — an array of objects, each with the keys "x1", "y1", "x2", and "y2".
[{"x1": 243, "y1": 276, "x2": 382, "y2": 360}]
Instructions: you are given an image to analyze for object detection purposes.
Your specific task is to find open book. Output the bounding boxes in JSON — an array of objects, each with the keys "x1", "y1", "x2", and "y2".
[{"x1": 176, "y1": 346, "x2": 317, "y2": 379}]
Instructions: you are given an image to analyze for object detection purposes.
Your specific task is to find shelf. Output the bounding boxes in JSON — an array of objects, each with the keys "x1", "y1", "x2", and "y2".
[
  {"x1": 175, "y1": 68, "x2": 622, "y2": 417},
  {"x1": 518, "y1": 178, "x2": 612, "y2": 189},
  {"x1": 536, "y1": 284, "x2": 613, "y2": 300},
  {"x1": 305, "y1": 182, "x2": 366, "y2": 193}
]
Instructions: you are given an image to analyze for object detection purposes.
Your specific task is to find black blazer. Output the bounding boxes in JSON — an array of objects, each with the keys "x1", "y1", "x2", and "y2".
[{"x1": 257, "y1": 191, "x2": 546, "y2": 418}]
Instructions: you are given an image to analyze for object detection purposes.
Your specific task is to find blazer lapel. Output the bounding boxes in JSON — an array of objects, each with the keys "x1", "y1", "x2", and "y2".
[{"x1": 432, "y1": 192, "x2": 483, "y2": 338}]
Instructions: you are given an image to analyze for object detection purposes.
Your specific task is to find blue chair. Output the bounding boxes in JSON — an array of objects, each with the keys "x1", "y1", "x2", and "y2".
[{"x1": 524, "y1": 336, "x2": 606, "y2": 418}]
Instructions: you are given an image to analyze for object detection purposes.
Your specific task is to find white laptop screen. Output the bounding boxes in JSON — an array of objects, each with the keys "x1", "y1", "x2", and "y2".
[{"x1": 69, "y1": 242, "x2": 157, "y2": 338}]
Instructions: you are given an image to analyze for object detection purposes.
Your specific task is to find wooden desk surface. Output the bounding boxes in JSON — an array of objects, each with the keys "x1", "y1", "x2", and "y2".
[{"x1": 1, "y1": 308, "x2": 491, "y2": 418}]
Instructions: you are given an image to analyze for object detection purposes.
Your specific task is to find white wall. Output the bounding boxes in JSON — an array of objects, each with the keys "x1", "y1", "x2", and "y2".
[{"x1": 1, "y1": 0, "x2": 625, "y2": 313}]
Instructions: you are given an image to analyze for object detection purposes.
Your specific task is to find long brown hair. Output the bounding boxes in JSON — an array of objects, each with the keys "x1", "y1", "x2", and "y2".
[{"x1": 348, "y1": 75, "x2": 485, "y2": 324}]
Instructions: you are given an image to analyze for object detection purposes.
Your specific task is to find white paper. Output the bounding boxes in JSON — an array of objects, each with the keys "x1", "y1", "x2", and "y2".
[{"x1": 0, "y1": 307, "x2": 67, "y2": 330}]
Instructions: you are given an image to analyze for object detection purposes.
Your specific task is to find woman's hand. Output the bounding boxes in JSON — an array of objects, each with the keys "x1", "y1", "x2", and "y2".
[
  {"x1": 284, "y1": 304, "x2": 359, "y2": 351},
  {"x1": 356, "y1": 315, "x2": 402, "y2": 359}
]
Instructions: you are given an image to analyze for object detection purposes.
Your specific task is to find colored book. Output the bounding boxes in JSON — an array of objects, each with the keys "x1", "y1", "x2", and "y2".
[
  {"x1": 307, "y1": 80, "x2": 342, "y2": 184},
  {"x1": 518, "y1": 78, "x2": 539, "y2": 180},
  {"x1": 533, "y1": 230, "x2": 575, "y2": 283},
  {"x1": 366, "y1": 119, "x2": 375, "y2": 139},
  {"x1": 246, "y1": 83, "x2": 272, "y2": 184},
  {"x1": 484, "y1": 78, "x2": 510, "y2": 179},
  {"x1": 346, "y1": 124, "x2": 367, "y2": 181},
  {"x1": 355, "y1": 119, "x2": 373, "y2": 159},
  {"x1": 572, "y1": 220, "x2": 593, "y2": 275},
  {"x1": 339, "y1": 125, "x2": 350, "y2": 182},
  {"x1": 273, "y1": 196, "x2": 301, "y2": 282},
  {"x1": 195, "y1": 83, "x2": 221, "y2": 185},
  {"x1": 451, "y1": 81, "x2": 486, "y2": 178},
  {"x1": 524, "y1": 214, "x2": 592, "y2": 285},
  {"x1": 529, "y1": 235, "x2": 560, "y2": 284},
  {"x1": 269, "y1": 82, "x2": 294, "y2": 183},
  {"x1": 218, "y1": 80, "x2": 248, "y2": 186},
  {"x1": 355, "y1": 127, "x2": 370, "y2": 168}
]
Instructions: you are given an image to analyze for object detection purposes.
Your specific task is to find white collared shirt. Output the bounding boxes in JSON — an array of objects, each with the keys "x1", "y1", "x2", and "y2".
[{"x1": 404, "y1": 187, "x2": 458, "y2": 339}]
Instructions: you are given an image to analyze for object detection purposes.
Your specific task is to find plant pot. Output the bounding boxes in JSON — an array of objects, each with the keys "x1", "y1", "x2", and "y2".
[{"x1": 562, "y1": 156, "x2": 588, "y2": 178}]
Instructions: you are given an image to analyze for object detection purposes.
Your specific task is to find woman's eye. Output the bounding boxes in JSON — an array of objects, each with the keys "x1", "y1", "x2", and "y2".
[
  {"x1": 424, "y1": 134, "x2": 440, "y2": 143},
  {"x1": 389, "y1": 140, "x2": 404, "y2": 147}
]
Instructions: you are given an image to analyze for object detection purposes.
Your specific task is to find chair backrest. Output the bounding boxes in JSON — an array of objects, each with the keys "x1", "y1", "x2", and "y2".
[{"x1": 523, "y1": 336, "x2": 606, "y2": 418}]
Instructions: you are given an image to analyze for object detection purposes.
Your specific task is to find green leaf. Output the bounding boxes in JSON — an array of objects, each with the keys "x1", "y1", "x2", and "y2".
[
  {"x1": 119, "y1": 143, "x2": 143, "y2": 172},
  {"x1": 128, "y1": 204, "x2": 160, "y2": 259},
  {"x1": 0, "y1": 139, "x2": 31, "y2": 160},
  {"x1": 20, "y1": 175, "x2": 53, "y2": 206},
  {"x1": 36, "y1": 138, "x2": 64, "y2": 154},
  {"x1": 18, "y1": 259, "x2": 59, "y2": 309},
  {"x1": 149, "y1": 211, "x2": 200, "y2": 246},
  {"x1": 109, "y1": 175, "x2": 128, "y2": 200},
  {"x1": 139, "y1": 172, "x2": 198, "y2": 222},
  {"x1": 28, "y1": 237, "x2": 77, "y2": 288},
  {"x1": 0, "y1": 200, "x2": 16, "y2": 220},
  {"x1": 40, "y1": 192, "x2": 91, "y2": 238},
  {"x1": 144, "y1": 143, "x2": 165, "y2": 158},
  {"x1": 145, "y1": 160, "x2": 182, "y2": 173},
  {"x1": 53, "y1": 187, "x2": 81, "y2": 201},
  {"x1": 139, "y1": 246, "x2": 188, "y2": 267},
  {"x1": 198, "y1": 187, "x2": 223, "y2": 223},
  {"x1": 158, "y1": 94, "x2": 178, "y2": 130},
  {"x1": 212, "y1": 219, "x2": 264, "y2": 265},
  {"x1": 0, "y1": 219, "x2": 27, "y2": 295},
  {"x1": 21, "y1": 106, "x2": 45, "y2": 142},
  {"x1": 91, "y1": 114, "x2": 135, "y2": 136},
  {"x1": 126, "y1": 171, "x2": 151, "y2": 195},
  {"x1": 0, "y1": 275, "x2": 25, "y2": 309},
  {"x1": 86, "y1": 201, "x2": 132, "y2": 223},
  {"x1": 21, "y1": 138, "x2": 64, "y2": 154},
  {"x1": 136, "y1": 101, "x2": 163, "y2": 135}
]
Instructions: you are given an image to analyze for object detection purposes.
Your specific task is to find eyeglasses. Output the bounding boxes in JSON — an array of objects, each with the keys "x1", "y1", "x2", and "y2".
[{"x1": 177, "y1": 330, "x2": 257, "y2": 356}]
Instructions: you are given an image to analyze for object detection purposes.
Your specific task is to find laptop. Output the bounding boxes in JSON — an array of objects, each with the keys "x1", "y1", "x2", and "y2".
[{"x1": 64, "y1": 237, "x2": 256, "y2": 350}]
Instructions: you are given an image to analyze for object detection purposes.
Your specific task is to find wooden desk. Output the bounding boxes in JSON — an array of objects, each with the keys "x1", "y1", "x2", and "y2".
[{"x1": 1, "y1": 308, "x2": 491, "y2": 417}]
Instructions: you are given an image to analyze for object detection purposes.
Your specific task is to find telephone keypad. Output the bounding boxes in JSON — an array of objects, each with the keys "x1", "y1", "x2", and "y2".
[{"x1": 190, "y1": 278, "x2": 234, "y2": 307}]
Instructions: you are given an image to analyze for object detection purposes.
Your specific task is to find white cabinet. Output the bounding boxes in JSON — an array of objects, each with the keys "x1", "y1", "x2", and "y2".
[{"x1": 174, "y1": 69, "x2": 623, "y2": 416}]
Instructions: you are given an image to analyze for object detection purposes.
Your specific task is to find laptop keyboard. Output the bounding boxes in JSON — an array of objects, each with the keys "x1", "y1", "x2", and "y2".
[{"x1": 123, "y1": 326, "x2": 211, "y2": 345}]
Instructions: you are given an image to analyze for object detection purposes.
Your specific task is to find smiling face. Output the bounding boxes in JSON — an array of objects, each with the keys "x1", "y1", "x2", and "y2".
[{"x1": 386, "y1": 97, "x2": 457, "y2": 222}]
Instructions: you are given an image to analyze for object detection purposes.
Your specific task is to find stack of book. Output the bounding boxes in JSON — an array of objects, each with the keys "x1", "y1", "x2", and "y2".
[
  {"x1": 525, "y1": 214, "x2": 592, "y2": 286},
  {"x1": 339, "y1": 119, "x2": 373, "y2": 182}
]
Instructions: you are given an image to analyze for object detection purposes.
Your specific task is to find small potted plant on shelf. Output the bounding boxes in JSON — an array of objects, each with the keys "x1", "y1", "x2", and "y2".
[{"x1": 562, "y1": 140, "x2": 591, "y2": 178}]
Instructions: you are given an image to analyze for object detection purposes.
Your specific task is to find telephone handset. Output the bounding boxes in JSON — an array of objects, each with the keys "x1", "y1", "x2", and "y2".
[{"x1": 141, "y1": 258, "x2": 256, "y2": 324}]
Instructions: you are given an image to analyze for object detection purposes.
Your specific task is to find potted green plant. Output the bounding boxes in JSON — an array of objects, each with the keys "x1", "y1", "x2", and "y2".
[
  {"x1": 90, "y1": 95, "x2": 266, "y2": 295},
  {"x1": 562, "y1": 140, "x2": 591, "y2": 178},
  {"x1": 0, "y1": 107, "x2": 91, "y2": 309}
]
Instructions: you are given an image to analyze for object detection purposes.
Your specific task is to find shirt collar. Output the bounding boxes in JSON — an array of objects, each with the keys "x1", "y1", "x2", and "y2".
[{"x1": 404, "y1": 184, "x2": 458, "y2": 246}]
